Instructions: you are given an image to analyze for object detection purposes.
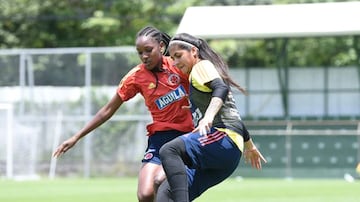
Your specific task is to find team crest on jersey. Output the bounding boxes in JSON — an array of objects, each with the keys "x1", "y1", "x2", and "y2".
[
  {"x1": 155, "y1": 85, "x2": 186, "y2": 110},
  {"x1": 144, "y1": 152, "x2": 154, "y2": 160},
  {"x1": 168, "y1": 74, "x2": 180, "y2": 85}
]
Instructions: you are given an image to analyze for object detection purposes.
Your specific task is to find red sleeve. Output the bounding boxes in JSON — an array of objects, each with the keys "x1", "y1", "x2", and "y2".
[{"x1": 117, "y1": 66, "x2": 141, "y2": 101}]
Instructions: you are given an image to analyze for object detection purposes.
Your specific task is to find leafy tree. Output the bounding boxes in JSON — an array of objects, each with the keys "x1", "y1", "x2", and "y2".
[{"x1": 1, "y1": 0, "x2": 358, "y2": 70}]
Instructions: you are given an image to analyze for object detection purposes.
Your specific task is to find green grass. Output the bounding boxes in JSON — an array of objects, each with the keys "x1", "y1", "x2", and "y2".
[{"x1": 0, "y1": 177, "x2": 359, "y2": 202}]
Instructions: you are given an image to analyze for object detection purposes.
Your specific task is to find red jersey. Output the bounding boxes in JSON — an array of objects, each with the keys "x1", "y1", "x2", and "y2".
[{"x1": 117, "y1": 56, "x2": 194, "y2": 136}]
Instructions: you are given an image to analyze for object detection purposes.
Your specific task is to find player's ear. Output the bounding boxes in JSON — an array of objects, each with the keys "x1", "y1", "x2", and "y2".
[
  {"x1": 159, "y1": 41, "x2": 166, "y2": 54},
  {"x1": 191, "y1": 46, "x2": 198, "y2": 58}
]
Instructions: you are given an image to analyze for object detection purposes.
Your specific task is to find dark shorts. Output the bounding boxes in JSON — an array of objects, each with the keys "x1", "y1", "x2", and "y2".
[
  {"x1": 142, "y1": 130, "x2": 185, "y2": 164},
  {"x1": 180, "y1": 127, "x2": 241, "y2": 200}
]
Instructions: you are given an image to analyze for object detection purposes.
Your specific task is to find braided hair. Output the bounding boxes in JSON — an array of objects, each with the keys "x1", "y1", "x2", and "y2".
[
  {"x1": 136, "y1": 26, "x2": 172, "y2": 94},
  {"x1": 136, "y1": 26, "x2": 171, "y2": 56}
]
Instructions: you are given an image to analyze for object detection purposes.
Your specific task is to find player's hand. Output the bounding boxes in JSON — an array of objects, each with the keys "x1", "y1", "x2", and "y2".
[
  {"x1": 244, "y1": 147, "x2": 267, "y2": 170},
  {"x1": 53, "y1": 136, "x2": 78, "y2": 158},
  {"x1": 193, "y1": 118, "x2": 212, "y2": 136}
]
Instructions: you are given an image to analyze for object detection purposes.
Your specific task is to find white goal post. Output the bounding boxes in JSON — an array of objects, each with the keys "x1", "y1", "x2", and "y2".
[{"x1": 0, "y1": 103, "x2": 14, "y2": 179}]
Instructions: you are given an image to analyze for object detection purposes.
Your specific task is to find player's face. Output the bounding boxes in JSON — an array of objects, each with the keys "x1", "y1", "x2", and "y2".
[
  {"x1": 136, "y1": 36, "x2": 162, "y2": 70},
  {"x1": 169, "y1": 45, "x2": 198, "y2": 75}
]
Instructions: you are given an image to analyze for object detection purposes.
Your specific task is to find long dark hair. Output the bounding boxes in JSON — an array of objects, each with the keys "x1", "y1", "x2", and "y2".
[
  {"x1": 170, "y1": 33, "x2": 247, "y2": 95},
  {"x1": 136, "y1": 26, "x2": 171, "y2": 56}
]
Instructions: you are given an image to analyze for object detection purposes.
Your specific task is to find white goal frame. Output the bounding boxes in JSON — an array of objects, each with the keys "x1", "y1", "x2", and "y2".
[{"x1": 0, "y1": 103, "x2": 14, "y2": 179}]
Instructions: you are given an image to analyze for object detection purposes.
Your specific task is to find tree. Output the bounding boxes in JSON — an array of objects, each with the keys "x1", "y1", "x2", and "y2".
[{"x1": 0, "y1": 0, "x2": 357, "y2": 68}]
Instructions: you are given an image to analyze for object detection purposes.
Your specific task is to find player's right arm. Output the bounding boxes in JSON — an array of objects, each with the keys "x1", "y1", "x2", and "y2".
[{"x1": 53, "y1": 93, "x2": 123, "y2": 158}]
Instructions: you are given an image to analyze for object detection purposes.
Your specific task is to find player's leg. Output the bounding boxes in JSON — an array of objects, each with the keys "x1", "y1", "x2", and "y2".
[
  {"x1": 158, "y1": 137, "x2": 192, "y2": 202},
  {"x1": 156, "y1": 179, "x2": 173, "y2": 202},
  {"x1": 138, "y1": 130, "x2": 185, "y2": 202},
  {"x1": 187, "y1": 134, "x2": 241, "y2": 200},
  {"x1": 137, "y1": 162, "x2": 163, "y2": 202},
  {"x1": 153, "y1": 167, "x2": 166, "y2": 194},
  {"x1": 188, "y1": 166, "x2": 238, "y2": 201},
  {"x1": 158, "y1": 128, "x2": 242, "y2": 201}
]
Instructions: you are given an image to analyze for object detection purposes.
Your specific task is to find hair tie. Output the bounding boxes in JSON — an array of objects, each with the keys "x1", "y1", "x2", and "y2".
[{"x1": 169, "y1": 40, "x2": 196, "y2": 48}]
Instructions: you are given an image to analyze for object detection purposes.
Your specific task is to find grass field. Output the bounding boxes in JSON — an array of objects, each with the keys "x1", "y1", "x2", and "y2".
[{"x1": 0, "y1": 177, "x2": 359, "y2": 202}]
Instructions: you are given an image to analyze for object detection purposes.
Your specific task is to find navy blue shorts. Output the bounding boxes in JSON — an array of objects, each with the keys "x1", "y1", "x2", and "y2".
[
  {"x1": 142, "y1": 130, "x2": 185, "y2": 164},
  {"x1": 180, "y1": 128, "x2": 241, "y2": 200}
]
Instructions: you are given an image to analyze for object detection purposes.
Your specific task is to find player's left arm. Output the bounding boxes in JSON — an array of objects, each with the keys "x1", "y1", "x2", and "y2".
[
  {"x1": 191, "y1": 60, "x2": 229, "y2": 135},
  {"x1": 198, "y1": 78, "x2": 229, "y2": 135},
  {"x1": 244, "y1": 138, "x2": 267, "y2": 170}
]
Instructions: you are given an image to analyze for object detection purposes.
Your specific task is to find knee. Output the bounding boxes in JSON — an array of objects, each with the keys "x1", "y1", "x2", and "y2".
[
  {"x1": 154, "y1": 172, "x2": 166, "y2": 191},
  {"x1": 159, "y1": 138, "x2": 180, "y2": 159},
  {"x1": 159, "y1": 142, "x2": 171, "y2": 160}
]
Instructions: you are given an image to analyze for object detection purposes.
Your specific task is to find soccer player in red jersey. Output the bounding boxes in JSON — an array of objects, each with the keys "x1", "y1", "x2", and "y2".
[{"x1": 53, "y1": 26, "x2": 193, "y2": 202}]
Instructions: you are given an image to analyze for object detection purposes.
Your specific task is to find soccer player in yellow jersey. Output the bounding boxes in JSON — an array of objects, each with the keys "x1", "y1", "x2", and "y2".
[{"x1": 156, "y1": 33, "x2": 267, "y2": 202}]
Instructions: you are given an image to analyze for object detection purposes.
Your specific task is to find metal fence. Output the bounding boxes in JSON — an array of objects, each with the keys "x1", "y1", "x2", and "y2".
[
  {"x1": 237, "y1": 119, "x2": 360, "y2": 178},
  {"x1": 0, "y1": 47, "x2": 359, "y2": 179}
]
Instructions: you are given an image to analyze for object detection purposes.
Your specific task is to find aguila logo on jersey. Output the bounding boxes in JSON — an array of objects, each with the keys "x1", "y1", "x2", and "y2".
[
  {"x1": 155, "y1": 85, "x2": 186, "y2": 110},
  {"x1": 168, "y1": 74, "x2": 180, "y2": 85}
]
